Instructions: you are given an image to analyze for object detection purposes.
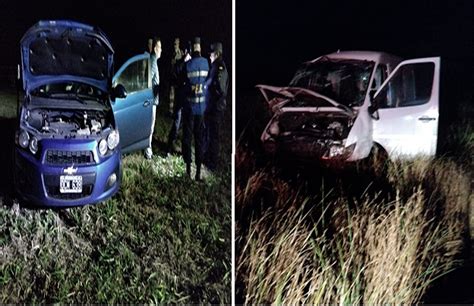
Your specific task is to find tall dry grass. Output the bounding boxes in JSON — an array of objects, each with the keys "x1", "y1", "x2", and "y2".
[{"x1": 236, "y1": 144, "x2": 471, "y2": 304}]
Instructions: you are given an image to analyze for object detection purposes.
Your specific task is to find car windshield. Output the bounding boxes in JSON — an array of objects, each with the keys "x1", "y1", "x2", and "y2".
[
  {"x1": 289, "y1": 57, "x2": 375, "y2": 107},
  {"x1": 32, "y1": 82, "x2": 105, "y2": 101},
  {"x1": 284, "y1": 95, "x2": 332, "y2": 108}
]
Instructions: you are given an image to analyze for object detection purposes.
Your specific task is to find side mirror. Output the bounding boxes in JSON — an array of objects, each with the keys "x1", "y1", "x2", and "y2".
[
  {"x1": 369, "y1": 88, "x2": 377, "y2": 101},
  {"x1": 111, "y1": 84, "x2": 127, "y2": 101}
]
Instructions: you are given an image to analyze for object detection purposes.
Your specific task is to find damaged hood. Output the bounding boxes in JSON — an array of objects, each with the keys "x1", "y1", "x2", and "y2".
[
  {"x1": 21, "y1": 20, "x2": 114, "y2": 93},
  {"x1": 256, "y1": 84, "x2": 354, "y2": 116}
]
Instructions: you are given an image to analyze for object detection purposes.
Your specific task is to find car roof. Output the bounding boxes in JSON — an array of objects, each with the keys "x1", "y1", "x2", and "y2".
[{"x1": 307, "y1": 50, "x2": 403, "y2": 66}]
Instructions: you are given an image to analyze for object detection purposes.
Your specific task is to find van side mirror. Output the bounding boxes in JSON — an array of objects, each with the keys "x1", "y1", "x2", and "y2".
[
  {"x1": 368, "y1": 100, "x2": 379, "y2": 121},
  {"x1": 111, "y1": 84, "x2": 127, "y2": 101},
  {"x1": 369, "y1": 88, "x2": 377, "y2": 101}
]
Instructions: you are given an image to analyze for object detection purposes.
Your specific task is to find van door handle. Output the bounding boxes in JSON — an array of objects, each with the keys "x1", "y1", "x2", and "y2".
[
  {"x1": 143, "y1": 100, "x2": 152, "y2": 107},
  {"x1": 418, "y1": 116, "x2": 436, "y2": 122}
]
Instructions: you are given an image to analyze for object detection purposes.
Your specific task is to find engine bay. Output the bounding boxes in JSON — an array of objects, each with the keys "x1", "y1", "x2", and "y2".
[
  {"x1": 276, "y1": 111, "x2": 352, "y2": 140},
  {"x1": 23, "y1": 108, "x2": 112, "y2": 139}
]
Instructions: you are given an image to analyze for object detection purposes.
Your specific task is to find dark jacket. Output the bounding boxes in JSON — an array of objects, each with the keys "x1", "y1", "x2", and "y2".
[
  {"x1": 206, "y1": 57, "x2": 229, "y2": 113},
  {"x1": 173, "y1": 57, "x2": 187, "y2": 109}
]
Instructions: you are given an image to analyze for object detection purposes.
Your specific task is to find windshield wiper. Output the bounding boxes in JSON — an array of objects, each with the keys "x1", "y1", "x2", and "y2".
[
  {"x1": 75, "y1": 93, "x2": 102, "y2": 102},
  {"x1": 48, "y1": 93, "x2": 87, "y2": 104},
  {"x1": 334, "y1": 103, "x2": 353, "y2": 114},
  {"x1": 33, "y1": 91, "x2": 52, "y2": 98}
]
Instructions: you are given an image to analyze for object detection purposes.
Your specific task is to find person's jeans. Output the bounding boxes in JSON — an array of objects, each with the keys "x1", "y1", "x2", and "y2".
[
  {"x1": 145, "y1": 104, "x2": 157, "y2": 158},
  {"x1": 204, "y1": 111, "x2": 223, "y2": 169},
  {"x1": 182, "y1": 111, "x2": 204, "y2": 166},
  {"x1": 167, "y1": 104, "x2": 182, "y2": 145}
]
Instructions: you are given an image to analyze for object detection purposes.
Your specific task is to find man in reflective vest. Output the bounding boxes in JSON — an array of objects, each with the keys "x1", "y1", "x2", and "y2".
[{"x1": 182, "y1": 37, "x2": 209, "y2": 180}]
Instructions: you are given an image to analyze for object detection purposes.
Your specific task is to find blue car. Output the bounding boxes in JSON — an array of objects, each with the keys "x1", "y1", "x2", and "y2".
[{"x1": 14, "y1": 20, "x2": 154, "y2": 207}]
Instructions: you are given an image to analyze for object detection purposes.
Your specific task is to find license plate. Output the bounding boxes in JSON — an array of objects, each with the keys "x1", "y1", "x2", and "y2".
[{"x1": 60, "y1": 175, "x2": 82, "y2": 193}]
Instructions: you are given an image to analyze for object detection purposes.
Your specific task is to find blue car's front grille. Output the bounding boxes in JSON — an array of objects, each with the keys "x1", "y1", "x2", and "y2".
[
  {"x1": 44, "y1": 173, "x2": 96, "y2": 200},
  {"x1": 46, "y1": 150, "x2": 95, "y2": 165}
]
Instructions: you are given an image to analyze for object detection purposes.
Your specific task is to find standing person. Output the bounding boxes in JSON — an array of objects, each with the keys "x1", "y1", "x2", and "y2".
[
  {"x1": 182, "y1": 37, "x2": 209, "y2": 180},
  {"x1": 169, "y1": 37, "x2": 183, "y2": 115},
  {"x1": 204, "y1": 42, "x2": 229, "y2": 171},
  {"x1": 167, "y1": 40, "x2": 190, "y2": 153},
  {"x1": 147, "y1": 37, "x2": 153, "y2": 54},
  {"x1": 145, "y1": 37, "x2": 162, "y2": 159}
]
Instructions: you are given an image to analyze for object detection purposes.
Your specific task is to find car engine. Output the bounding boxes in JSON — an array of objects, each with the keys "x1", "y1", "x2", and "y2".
[
  {"x1": 24, "y1": 108, "x2": 109, "y2": 138},
  {"x1": 276, "y1": 112, "x2": 352, "y2": 140},
  {"x1": 262, "y1": 111, "x2": 356, "y2": 159}
]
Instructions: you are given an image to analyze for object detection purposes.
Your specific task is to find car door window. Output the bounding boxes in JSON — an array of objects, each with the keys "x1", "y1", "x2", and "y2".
[
  {"x1": 375, "y1": 62, "x2": 434, "y2": 108},
  {"x1": 372, "y1": 64, "x2": 387, "y2": 90},
  {"x1": 114, "y1": 59, "x2": 149, "y2": 94}
]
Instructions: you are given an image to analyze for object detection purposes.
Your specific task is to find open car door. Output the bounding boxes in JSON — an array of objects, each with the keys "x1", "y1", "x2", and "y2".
[
  {"x1": 372, "y1": 57, "x2": 440, "y2": 158},
  {"x1": 112, "y1": 53, "x2": 153, "y2": 154}
]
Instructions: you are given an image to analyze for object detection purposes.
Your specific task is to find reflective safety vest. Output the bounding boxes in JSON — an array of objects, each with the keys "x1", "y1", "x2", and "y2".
[{"x1": 185, "y1": 56, "x2": 210, "y2": 115}]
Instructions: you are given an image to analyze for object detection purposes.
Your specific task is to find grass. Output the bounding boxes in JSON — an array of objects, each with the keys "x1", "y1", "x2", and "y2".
[
  {"x1": 0, "y1": 90, "x2": 231, "y2": 303},
  {"x1": 0, "y1": 90, "x2": 17, "y2": 118},
  {"x1": 236, "y1": 95, "x2": 473, "y2": 304}
]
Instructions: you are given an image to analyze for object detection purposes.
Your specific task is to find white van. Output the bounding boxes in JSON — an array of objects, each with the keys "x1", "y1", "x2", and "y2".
[{"x1": 259, "y1": 51, "x2": 440, "y2": 162}]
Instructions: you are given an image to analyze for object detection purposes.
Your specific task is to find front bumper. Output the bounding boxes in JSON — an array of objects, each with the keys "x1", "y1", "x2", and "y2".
[
  {"x1": 262, "y1": 137, "x2": 355, "y2": 164},
  {"x1": 14, "y1": 138, "x2": 121, "y2": 207}
]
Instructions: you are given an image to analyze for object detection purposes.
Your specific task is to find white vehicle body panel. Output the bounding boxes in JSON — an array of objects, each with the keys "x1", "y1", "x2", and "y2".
[
  {"x1": 259, "y1": 51, "x2": 440, "y2": 162},
  {"x1": 373, "y1": 57, "x2": 440, "y2": 158}
]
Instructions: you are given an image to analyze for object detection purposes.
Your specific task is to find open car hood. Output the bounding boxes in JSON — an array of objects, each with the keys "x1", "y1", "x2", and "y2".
[
  {"x1": 256, "y1": 84, "x2": 354, "y2": 116},
  {"x1": 21, "y1": 20, "x2": 114, "y2": 93}
]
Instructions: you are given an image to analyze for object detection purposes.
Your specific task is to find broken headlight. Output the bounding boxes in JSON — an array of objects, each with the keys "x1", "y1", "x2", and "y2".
[
  {"x1": 327, "y1": 143, "x2": 356, "y2": 159},
  {"x1": 268, "y1": 121, "x2": 280, "y2": 136}
]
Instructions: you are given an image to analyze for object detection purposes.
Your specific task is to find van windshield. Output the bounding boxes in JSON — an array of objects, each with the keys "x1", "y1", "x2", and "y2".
[{"x1": 289, "y1": 57, "x2": 374, "y2": 107}]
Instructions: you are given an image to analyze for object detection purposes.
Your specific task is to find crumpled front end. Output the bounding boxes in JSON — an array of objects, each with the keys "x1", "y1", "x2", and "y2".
[{"x1": 262, "y1": 110, "x2": 358, "y2": 162}]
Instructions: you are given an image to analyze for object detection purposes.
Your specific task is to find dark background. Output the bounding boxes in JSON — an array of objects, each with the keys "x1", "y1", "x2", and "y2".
[
  {"x1": 236, "y1": 1, "x2": 473, "y2": 303},
  {"x1": 236, "y1": 0, "x2": 473, "y2": 139},
  {"x1": 0, "y1": 0, "x2": 232, "y2": 89},
  {"x1": 237, "y1": 0, "x2": 472, "y2": 90}
]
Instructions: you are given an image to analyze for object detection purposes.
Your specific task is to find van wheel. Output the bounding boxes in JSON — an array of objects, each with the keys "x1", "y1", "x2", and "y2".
[
  {"x1": 368, "y1": 144, "x2": 389, "y2": 176},
  {"x1": 357, "y1": 144, "x2": 389, "y2": 175}
]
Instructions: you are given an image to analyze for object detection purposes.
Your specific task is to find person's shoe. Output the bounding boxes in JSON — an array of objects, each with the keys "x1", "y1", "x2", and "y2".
[
  {"x1": 167, "y1": 141, "x2": 181, "y2": 154},
  {"x1": 204, "y1": 158, "x2": 217, "y2": 172},
  {"x1": 186, "y1": 163, "x2": 192, "y2": 178},
  {"x1": 206, "y1": 164, "x2": 217, "y2": 172},
  {"x1": 172, "y1": 143, "x2": 181, "y2": 154},
  {"x1": 166, "y1": 140, "x2": 173, "y2": 153},
  {"x1": 144, "y1": 147, "x2": 153, "y2": 159},
  {"x1": 195, "y1": 163, "x2": 202, "y2": 181}
]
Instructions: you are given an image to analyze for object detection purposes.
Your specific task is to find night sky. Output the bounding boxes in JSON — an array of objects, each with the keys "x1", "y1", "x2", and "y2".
[
  {"x1": 0, "y1": 0, "x2": 232, "y2": 79},
  {"x1": 237, "y1": 0, "x2": 473, "y2": 96}
]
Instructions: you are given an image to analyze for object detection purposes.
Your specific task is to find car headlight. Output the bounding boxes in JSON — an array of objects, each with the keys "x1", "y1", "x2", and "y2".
[
  {"x1": 29, "y1": 136, "x2": 38, "y2": 154},
  {"x1": 19, "y1": 130, "x2": 29, "y2": 148},
  {"x1": 268, "y1": 121, "x2": 279, "y2": 136},
  {"x1": 329, "y1": 144, "x2": 345, "y2": 157},
  {"x1": 107, "y1": 130, "x2": 119, "y2": 150},
  {"x1": 98, "y1": 138, "x2": 108, "y2": 156},
  {"x1": 328, "y1": 143, "x2": 356, "y2": 159}
]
